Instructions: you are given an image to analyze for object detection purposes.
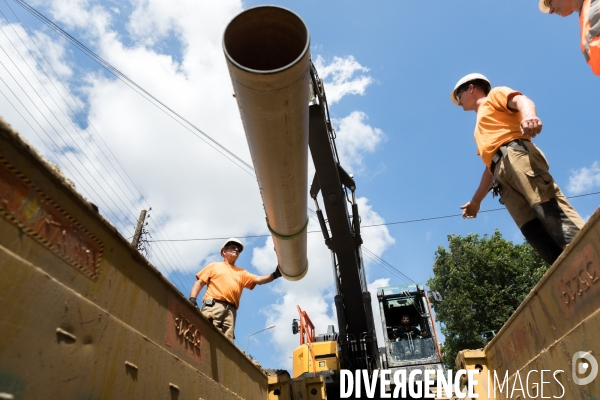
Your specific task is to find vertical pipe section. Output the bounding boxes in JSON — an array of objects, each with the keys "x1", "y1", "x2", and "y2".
[{"x1": 223, "y1": 6, "x2": 310, "y2": 281}]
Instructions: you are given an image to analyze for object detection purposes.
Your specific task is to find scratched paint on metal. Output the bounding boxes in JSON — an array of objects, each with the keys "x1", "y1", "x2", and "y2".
[
  {"x1": 496, "y1": 323, "x2": 528, "y2": 366},
  {"x1": 0, "y1": 156, "x2": 103, "y2": 281},
  {"x1": 509, "y1": 324, "x2": 527, "y2": 360},
  {"x1": 465, "y1": 208, "x2": 600, "y2": 399},
  {"x1": 164, "y1": 293, "x2": 204, "y2": 363},
  {"x1": 553, "y1": 244, "x2": 600, "y2": 319}
]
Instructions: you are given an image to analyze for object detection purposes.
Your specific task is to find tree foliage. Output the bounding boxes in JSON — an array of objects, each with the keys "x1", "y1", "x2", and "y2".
[{"x1": 427, "y1": 230, "x2": 549, "y2": 367}]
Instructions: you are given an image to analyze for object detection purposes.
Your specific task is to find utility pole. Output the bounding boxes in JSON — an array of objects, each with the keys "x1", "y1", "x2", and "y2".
[{"x1": 132, "y1": 209, "x2": 147, "y2": 248}]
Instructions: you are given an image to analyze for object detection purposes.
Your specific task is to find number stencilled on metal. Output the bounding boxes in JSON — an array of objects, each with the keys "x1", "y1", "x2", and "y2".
[
  {"x1": 554, "y1": 244, "x2": 600, "y2": 318},
  {"x1": 560, "y1": 262, "x2": 599, "y2": 304},
  {"x1": 0, "y1": 156, "x2": 103, "y2": 280},
  {"x1": 174, "y1": 314, "x2": 201, "y2": 350},
  {"x1": 165, "y1": 295, "x2": 204, "y2": 361}
]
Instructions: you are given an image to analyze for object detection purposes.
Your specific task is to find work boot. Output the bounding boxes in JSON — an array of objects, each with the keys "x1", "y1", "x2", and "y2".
[
  {"x1": 520, "y1": 218, "x2": 563, "y2": 265},
  {"x1": 532, "y1": 198, "x2": 581, "y2": 248}
]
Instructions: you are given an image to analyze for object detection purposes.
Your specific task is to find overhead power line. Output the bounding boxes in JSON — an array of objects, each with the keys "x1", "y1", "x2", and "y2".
[
  {"x1": 146, "y1": 189, "x2": 600, "y2": 242},
  {"x1": 362, "y1": 191, "x2": 600, "y2": 228},
  {"x1": 0, "y1": 1, "x2": 198, "y2": 292},
  {"x1": 6, "y1": 1, "x2": 599, "y2": 287},
  {"x1": 362, "y1": 247, "x2": 415, "y2": 284},
  {"x1": 10, "y1": 0, "x2": 255, "y2": 177}
]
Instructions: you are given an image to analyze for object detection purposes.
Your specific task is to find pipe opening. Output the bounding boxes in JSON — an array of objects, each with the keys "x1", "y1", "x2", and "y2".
[{"x1": 223, "y1": 6, "x2": 309, "y2": 73}]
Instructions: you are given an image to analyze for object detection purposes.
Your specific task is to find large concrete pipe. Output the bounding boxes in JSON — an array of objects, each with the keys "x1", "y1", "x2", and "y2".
[{"x1": 223, "y1": 6, "x2": 310, "y2": 281}]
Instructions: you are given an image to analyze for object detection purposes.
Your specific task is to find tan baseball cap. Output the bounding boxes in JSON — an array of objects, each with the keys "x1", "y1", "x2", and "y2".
[{"x1": 539, "y1": 0, "x2": 550, "y2": 13}]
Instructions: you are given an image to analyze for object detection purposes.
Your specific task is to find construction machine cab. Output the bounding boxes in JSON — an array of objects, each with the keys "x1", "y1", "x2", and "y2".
[{"x1": 377, "y1": 283, "x2": 445, "y2": 382}]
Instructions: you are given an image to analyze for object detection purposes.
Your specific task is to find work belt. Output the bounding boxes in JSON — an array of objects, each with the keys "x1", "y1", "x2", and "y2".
[
  {"x1": 489, "y1": 139, "x2": 529, "y2": 204},
  {"x1": 490, "y1": 139, "x2": 529, "y2": 174},
  {"x1": 216, "y1": 299, "x2": 236, "y2": 309},
  {"x1": 204, "y1": 297, "x2": 236, "y2": 309}
]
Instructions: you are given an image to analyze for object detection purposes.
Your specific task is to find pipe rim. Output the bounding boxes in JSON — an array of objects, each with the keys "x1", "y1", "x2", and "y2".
[{"x1": 222, "y1": 5, "x2": 310, "y2": 75}]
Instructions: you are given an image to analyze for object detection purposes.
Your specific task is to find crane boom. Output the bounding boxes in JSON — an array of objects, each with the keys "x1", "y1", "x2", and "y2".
[{"x1": 308, "y1": 65, "x2": 379, "y2": 372}]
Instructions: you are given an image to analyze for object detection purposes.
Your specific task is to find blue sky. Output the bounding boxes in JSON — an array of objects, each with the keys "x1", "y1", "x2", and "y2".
[{"x1": 0, "y1": 0, "x2": 598, "y2": 370}]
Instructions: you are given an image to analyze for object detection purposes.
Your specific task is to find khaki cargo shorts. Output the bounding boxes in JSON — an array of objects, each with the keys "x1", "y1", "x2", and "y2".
[{"x1": 493, "y1": 141, "x2": 584, "y2": 229}]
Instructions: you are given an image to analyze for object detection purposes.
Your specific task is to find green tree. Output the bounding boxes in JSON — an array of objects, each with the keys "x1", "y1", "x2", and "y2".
[{"x1": 427, "y1": 230, "x2": 549, "y2": 367}]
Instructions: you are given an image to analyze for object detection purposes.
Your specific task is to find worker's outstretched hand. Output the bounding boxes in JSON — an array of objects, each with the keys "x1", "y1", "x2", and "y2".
[
  {"x1": 272, "y1": 266, "x2": 282, "y2": 280},
  {"x1": 189, "y1": 297, "x2": 198, "y2": 308},
  {"x1": 460, "y1": 201, "x2": 480, "y2": 219},
  {"x1": 520, "y1": 115, "x2": 542, "y2": 139}
]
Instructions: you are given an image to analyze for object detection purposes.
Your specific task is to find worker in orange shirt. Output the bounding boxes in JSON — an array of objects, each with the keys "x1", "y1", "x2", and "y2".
[
  {"x1": 189, "y1": 238, "x2": 281, "y2": 341},
  {"x1": 451, "y1": 73, "x2": 585, "y2": 265},
  {"x1": 539, "y1": 0, "x2": 600, "y2": 76}
]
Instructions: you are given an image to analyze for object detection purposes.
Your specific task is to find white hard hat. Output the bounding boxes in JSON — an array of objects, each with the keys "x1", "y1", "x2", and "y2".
[
  {"x1": 538, "y1": 0, "x2": 550, "y2": 13},
  {"x1": 450, "y1": 73, "x2": 491, "y2": 105},
  {"x1": 220, "y1": 238, "x2": 244, "y2": 255}
]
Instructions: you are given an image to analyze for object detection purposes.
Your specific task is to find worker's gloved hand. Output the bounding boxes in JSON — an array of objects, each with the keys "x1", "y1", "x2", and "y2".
[
  {"x1": 189, "y1": 297, "x2": 198, "y2": 307},
  {"x1": 272, "y1": 266, "x2": 282, "y2": 280}
]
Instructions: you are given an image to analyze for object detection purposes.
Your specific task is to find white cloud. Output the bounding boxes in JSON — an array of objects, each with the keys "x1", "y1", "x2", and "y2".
[
  {"x1": 368, "y1": 278, "x2": 390, "y2": 347},
  {"x1": 252, "y1": 224, "x2": 338, "y2": 367},
  {"x1": 0, "y1": 0, "x2": 257, "y2": 284},
  {"x1": 333, "y1": 111, "x2": 385, "y2": 175},
  {"x1": 357, "y1": 196, "x2": 395, "y2": 255},
  {"x1": 31, "y1": 31, "x2": 74, "y2": 79},
  {"x1": 252, "y1": 196, "x2": 394, "y2": 366},
  {"x1": 45, "y1": 0, "x2": 113, "y2": 37},
  {"x1": 0, "y1": 22, "x2": 80, "y2": 160},
  {"x1": 568, "y1": 161, "x2": 600, "y2": 195},
  {"x1": 1, "y1": 0, "x2": 396, "y2": 371},
  {"x1": 314, "y1": 55, "x2": 372, "y2": 105}
]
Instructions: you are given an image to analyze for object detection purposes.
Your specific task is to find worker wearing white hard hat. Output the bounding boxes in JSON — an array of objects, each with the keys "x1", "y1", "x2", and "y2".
[
  {"x1": 189, "y1": 238, "x2": 282, "y2": 341},
  {"x1": 451, "y1": 73, "x2": 585, "y2": 265},
  {"x1": 538, "y1": 0, "x2": 600, "y2": 75},
  {"x1": 449, "y1": 73, "x2": 491, "y2": 106},
  {"x1": 220, "y1": 237, "x2": 244, "y2": 256}
]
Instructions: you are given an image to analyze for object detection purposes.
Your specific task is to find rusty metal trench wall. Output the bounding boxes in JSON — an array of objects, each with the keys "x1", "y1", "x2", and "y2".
[
  {"x1": 0, "y1": 116, "x2": 268, "y2": 400},
  {"x1": 457, "y1": 206, "x2": 600, "y2": 399}
]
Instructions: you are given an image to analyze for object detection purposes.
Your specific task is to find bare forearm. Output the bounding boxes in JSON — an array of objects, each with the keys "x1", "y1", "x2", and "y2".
[
  {"x1": 509, "y1": 94, "x2": 542, "y2": 138},
  {"x1": 461, "y1": 168, "x2": 493, "y2": 219},
  {"x1": 254, "y1": 273, "x2": 275, "y2": 285},
  {"x1": 190, "y1": 279, "x2": 205, "y2": 298},
  {"x1": 472, "y1": 168, "x2": 493, "y2": 203},
  {"x1": 255, "y1": 266, "x2": 282, "y2": 285},
  {"x1": 514, "y1": 96, "x2": 537, "y2": 117}
]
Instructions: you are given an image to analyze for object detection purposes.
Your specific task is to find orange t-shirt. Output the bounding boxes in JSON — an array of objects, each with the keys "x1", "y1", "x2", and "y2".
[
  {"x1": 474, "y1": 86, "x2": 527, "y2": 169},
  {"x1": 196, "y1": 262, "x2": 258, "y2": 309}
]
